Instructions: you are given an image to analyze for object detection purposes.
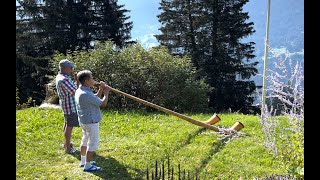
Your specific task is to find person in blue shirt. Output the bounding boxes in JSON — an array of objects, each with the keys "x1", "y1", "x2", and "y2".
[{"x1": 75, "y1": 70, "x2": 110, "y2": 172}]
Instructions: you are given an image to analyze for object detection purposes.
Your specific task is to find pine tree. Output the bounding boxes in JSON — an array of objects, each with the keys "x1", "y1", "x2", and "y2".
[
  {"x1": 16, "y1": 2, "x2": 52, "y2": 104},
  {"x1": 16, "y1": 0, "x2": 133, "y2": 104},
  {"x1": 156, "y1": 0, "x2": 259, "y2": 113},
  {"x1": 156, "y1": 0, "x2": 203, "y2": 69},
  {"x1": 93, "y1": 0, "x2": 134, "y2": 48},
  {"x1": 17, "y1": 0, "x2": 133, "y2": 53}
]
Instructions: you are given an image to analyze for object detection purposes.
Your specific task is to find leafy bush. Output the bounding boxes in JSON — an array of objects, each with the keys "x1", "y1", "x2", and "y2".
[
  {"x1": 16, "y1": 96, "x2": 34, "y2": 110},
  {"x1": 259, "y1": 47, "x2": 304, "y2": 179},
  {"x1": 16, "y1": 86, "x2": 36, "y2": 109},
  {"x1": 50, "y1": 41, "x2": 210, "y2": 112}
]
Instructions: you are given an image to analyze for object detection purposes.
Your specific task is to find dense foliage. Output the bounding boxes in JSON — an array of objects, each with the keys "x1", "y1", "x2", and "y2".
[
  {"x1": 16, "y1": 0, "x2": 133, "y2": 105},
  {"x1": 49, "y1": 41, "x2": 211, "y2": 112}
]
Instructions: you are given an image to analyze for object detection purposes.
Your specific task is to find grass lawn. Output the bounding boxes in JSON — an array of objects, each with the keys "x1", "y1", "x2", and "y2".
[{"x1": 16, "y1": 107, "x2": 287, "y2": 179}]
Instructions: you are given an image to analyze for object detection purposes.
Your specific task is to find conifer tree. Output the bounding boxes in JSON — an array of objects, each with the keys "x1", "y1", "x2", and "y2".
[
  {"x1": 156, "y1": 0, "x2": 259, "y2": 113},
  {"x1": 16, "y1": 0, "x2": 133, "y2": 104}
]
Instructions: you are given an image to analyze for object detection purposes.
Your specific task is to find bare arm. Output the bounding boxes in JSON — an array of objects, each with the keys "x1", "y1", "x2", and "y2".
[
  {"x1": 74, "y1": 74, "x2": 80, "y2": 89},
  {"x1": 100, "y1": 85, "x2": 110, "y2": 108}
]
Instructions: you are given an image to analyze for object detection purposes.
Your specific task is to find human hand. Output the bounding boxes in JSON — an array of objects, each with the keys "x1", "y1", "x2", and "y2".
[
  {"x1": 99, "y1": 81, "x2": 106, "y2": 89},
  {"x1": 104, "y1": 85, "x2": 110, "y2": 94}
]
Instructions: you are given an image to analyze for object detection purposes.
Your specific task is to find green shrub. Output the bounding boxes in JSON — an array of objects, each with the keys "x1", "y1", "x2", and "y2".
[
  {"x1": 50, "y1": 41, "x2": 210, "y2": 112},
  {"x1": 16, "y1": 87, "x2": 34, "y2": 109},
  {"x1": 16, "y1": 96, "x2": 34, "y2": 110}
]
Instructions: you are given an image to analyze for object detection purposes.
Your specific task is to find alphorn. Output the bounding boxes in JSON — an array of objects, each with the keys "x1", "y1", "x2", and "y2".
[{"x1": 96, "y1": 82, "x2": 244, "y2": 133}]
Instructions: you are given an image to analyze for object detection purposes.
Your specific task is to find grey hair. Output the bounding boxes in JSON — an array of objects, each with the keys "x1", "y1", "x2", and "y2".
[{"x1": 77, "y1": 70, "x2": 93, "y2": 85}]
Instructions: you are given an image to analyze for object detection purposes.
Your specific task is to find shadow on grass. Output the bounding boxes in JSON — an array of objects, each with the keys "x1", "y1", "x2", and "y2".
[
  {"x1": 71, "y1": 152, "x2": 141, "y2": 179},
  {"x1": 67, "y1": 128, "x2": 208, "y2": 179},
  {"x1": 195, "y1": 133, "x2": 243, "y2": 173},
  {"x1": 170, "y1": 128, "x2": 207, "y2": 154}
]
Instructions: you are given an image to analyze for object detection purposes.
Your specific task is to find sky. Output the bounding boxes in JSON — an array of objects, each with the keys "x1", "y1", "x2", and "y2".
[{"x1": 117, "y1": 0, "x2": 161, "y2": 49}]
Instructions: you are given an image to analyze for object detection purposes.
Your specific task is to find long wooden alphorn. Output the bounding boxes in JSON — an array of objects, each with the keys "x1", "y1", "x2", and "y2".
[{"x1": 95, "y1": 82, "x2": 238, "y2": 133}]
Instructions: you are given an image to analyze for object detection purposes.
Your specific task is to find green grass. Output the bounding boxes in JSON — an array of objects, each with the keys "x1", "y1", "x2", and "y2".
[{"x1": 17, "y1": 107, "x2": 287, "y2": 179}]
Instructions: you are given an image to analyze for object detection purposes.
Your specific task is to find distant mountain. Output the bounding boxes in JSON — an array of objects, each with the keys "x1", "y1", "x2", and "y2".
[{"x1": 244, "y1": 0, "x2": 304, "y2": 87}]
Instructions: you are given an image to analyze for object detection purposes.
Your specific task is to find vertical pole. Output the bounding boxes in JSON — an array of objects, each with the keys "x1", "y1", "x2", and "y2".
[
  {"x1": 261, "y1": 0, "x2": 271, "y2": 115},
  {"x1": 155, "y1": 160, "x2": 158, "y2": 179}
]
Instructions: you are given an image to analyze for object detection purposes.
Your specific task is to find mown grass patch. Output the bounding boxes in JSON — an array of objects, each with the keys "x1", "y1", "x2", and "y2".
[{"x1": 17, "y1": 107, "x2": 287, "y2": 179}]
